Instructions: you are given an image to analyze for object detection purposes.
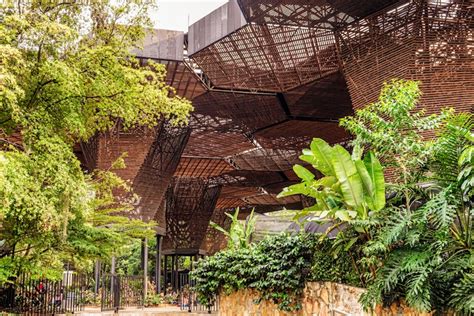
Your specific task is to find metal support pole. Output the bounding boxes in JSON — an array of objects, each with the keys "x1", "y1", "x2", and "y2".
[
  {"x1": 140, "y1": 239, "x2": 145, "y2": 271},
  {"x1": 110, "y1": 256, "x2": 116, "y2": 308},
  {"x1": 174, "y1": 255, "x2": 179, "y2": 291},
  {"x1": 94, "y1": 260, "x2": 101, "y2": 295},
  {"x1": 164, "y1": 255, "x2": 168, "y2": 294},
  {"x1": 171, "y1": 255, "x2": 176, "y2": 291},
  {"x1": 188, "y1": 255, "x2": 194, "y2": 313},
  {"x1": 142, "y1": 238, "x2": 148, "y2": 300},
  {"x1": 155, "y1": 235, "x2": 162, "y2": 294}
]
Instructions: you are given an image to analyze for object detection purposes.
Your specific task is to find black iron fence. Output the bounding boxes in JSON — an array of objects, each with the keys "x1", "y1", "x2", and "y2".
[
  {"x1": 1, "y1": 271, "x2": 217, "y2": 314},
  {"x1": 179, "y1": 279, "x2": 218, "y2": 313},
  {"x1": 101, "y1": 274, "x2": 144, "y2": 312},
  {"x1": 0, "y1": 273, "x2": 91, "y2": 315}
]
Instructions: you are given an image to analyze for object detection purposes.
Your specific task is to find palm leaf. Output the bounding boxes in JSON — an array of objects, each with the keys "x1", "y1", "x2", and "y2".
[{"x1": 244, "y1": 209, "x2": 257, "y2": 246}]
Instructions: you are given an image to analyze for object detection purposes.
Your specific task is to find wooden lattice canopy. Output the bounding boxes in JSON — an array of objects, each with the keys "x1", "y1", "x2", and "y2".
[{"x1": 79, "y1": 0, "x2": 473, "y2": 254}]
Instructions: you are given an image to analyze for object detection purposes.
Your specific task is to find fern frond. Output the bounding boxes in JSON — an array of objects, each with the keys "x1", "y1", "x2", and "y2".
[
  {"x1": 379, "y1": 208, "x2": 413, "y2": 246},
  {"x1": 406, "y1": 270, "x2": 432, "y2": 312},
  {"x1": 449, "y1": 273, "x2": 474, "y2": 314},
  {"x1": 431, "y1": 112, "x2": 473, "y2": 184},
  {"x1": 420, "y1": 189, "x2": 457, "y2": 229}
]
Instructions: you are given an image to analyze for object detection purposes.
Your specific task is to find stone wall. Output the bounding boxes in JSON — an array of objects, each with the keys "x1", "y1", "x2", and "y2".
[{"x1": 218, "y1": 282, "x2": 435, "y2": 316}]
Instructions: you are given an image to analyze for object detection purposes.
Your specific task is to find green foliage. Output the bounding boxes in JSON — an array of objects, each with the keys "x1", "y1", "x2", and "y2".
[
  {"x1": 0, "y1": 0, "x2": 192, "y2": 282},
  {"x1": 145, "y1": 292, "x2": 163, "y2": 307},
  {"x1": 79, "y1": 289, "x2": 100, "y2": 305},
  {"x1": 278, "y1": 138, "x2": 385, "y2": 222},
  {"x1": 340, "y1": 79, "x2": 447, "y2": 186},
  {"x1": 450, "y1": 273, "x2": 474, "y2": 314},
  {"x1": 281, "y1": 80, "x2": 472, "y2": 314},
  {"x1": 191, "y1": 233, "x2": 317, "y2": 311},
  {"x1": 309, "y1": 237, "x2": 361, "y2": 287},
  {"x1": 210, "y1": 208, "x2": 256, "y2": 251},
  {"x1": 360, "y1": 112, "x2": 474, "y2": 313}
]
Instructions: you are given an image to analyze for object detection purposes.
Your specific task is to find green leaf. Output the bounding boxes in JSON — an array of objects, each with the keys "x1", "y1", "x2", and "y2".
[
  {"x1": 351, "y1": 143, "x2": 363, "y2": 160},
  {"x1": 277, "y1": 182, "x2": 309, "y2": 198},
  {"x1": 314, "y1": 176, "x2": 337, "y2": 188},
  {"x1": 363, "y1": 152, "x2": 386, "y2": 211},
  {"x1": 344, "y1": 237, "x2": 359, "y2": 251},
  {"x1": 299, "y1": 138, "x2": 335, "y2": 176},
  {"x1": 293, "y1": 164, "x2": 315, "y2": 182},
  {"x1": 355, "y1": 159, "x2": 374, "y2": 199},
  {"x1": 331, "y1": 145, "x2": 364, "y2": 210},
  {"x1": 210, "y1": 221, "x2": 230, "y2": 236},
  {"x1": 335, "y1": 210, "x2": 352, "y2": 221}
]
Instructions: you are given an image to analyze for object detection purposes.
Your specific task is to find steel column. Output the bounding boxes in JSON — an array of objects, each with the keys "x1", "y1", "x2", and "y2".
[
  {"x1": 155, "y1": 234, "x2": 163, "y2": 293},
  {"x1": 142, "y1": 238, "x2": 149, "y2": 299}
]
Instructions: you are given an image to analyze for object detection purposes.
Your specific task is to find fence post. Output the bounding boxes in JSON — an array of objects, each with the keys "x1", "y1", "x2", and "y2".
[{"x1": 113, "y1": 275, "x2": 120, "y2": 313}]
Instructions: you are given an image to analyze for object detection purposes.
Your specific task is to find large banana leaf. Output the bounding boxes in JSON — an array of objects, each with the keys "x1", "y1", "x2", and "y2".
[
  {"x1": 363, "y1": 151, "x2": 386, "y2": 211},
  {"x1": 293, "y1": 164, "x2": 315, "y2": 182},
  {"x1": 244, "y1": 209, "x2": 257, "y2": 246},
  {"x1": 355, "y1": 159, "x2": 373, "y2": 210},
  {"x1": 277, "y1": 176, "x2": 336, "y2": 198},
  {"x1": 331, "y1": 145, "x2": 364, "y2": 210},
  {"x1": 299, "y1": 138, "x2": 335, "y2": 176},
  {"x1": 277, "y1": 182, "x2": 311, "y2": 198}
]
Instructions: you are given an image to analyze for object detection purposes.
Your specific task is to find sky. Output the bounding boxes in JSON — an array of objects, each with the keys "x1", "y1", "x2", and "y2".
[{"x1": 152, "y1": 0, "x2": 228, "y2": 32}]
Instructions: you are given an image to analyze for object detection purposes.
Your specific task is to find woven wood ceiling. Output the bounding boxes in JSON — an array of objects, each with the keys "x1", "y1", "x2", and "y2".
[{"x1": 80, "y1": 0, "x2": 473, "y2": 254}]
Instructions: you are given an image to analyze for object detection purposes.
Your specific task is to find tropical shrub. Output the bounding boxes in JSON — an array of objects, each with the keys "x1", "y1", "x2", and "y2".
[
  {"x1": 360, "y1": 113, "x2": 474, "y2": 313},
  {"x1": 191, "y1": 233, "x2": 317, "y2": 311},
  {"x1": 278, "y1": 138, "x2": 385, "y2": 222},
  {"x1": 276, "y1": 137, "x2": 386, "y2": 286},
  {"x1": 281, "y1": 79, "x2": 473, "y2": 314},
  {"x1": 209, "y1": 208, "x2": 257, "y2": 250}
]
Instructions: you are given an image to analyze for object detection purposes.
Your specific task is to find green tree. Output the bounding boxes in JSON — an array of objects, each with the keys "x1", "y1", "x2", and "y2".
[{"x1": 0, "y1": 0, "x2": 192, "y2": 282}]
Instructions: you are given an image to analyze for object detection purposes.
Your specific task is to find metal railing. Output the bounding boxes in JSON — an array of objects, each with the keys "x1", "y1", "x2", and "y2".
[
  {"x1": 0, "y1": 273, "x2": 91, "y2": 315},
  {"x1": 101, "y1": 274, "x2": 144, "y2": 312},
  {"x1": 179, "y1": 279, "x2": 218, "y2": 314}
]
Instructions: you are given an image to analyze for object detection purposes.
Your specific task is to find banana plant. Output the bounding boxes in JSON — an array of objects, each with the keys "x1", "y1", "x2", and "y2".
[
  {"x1": 209, "y1": 208, "x2": 257, "y2": 250},
  {"x1": 278, "y1": 138, "x2": 385, "y2": 222}
]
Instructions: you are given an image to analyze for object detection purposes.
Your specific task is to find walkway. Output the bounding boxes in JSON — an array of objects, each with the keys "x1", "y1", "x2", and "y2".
[{"x1": 76, "y1": 306, "x2": 216, "y2": 315}]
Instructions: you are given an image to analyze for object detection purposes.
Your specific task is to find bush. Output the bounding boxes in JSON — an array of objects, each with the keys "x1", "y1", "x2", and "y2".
[
  {"x1": 191, "y1": 233, "x2": 317, "y2": 311},
  {"x1": 310, "y1": 237, "x2": 361, "y2": 287},
  {"x1": 191, "y1": 233, "x2": 362, "y2": 311},
  {"x1": 145, "y1": 293, "x2": 163, "y2": 307}
]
